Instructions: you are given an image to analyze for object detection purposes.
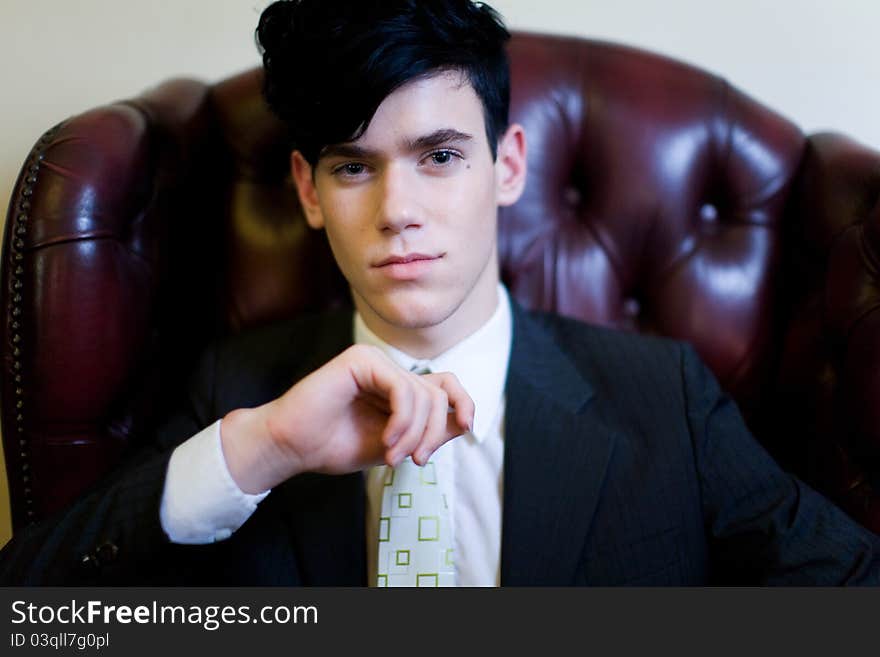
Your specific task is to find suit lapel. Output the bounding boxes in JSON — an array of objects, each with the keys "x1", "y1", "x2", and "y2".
[{"x1": 501, "y1": 304, "x2": 617, "y2": 585}]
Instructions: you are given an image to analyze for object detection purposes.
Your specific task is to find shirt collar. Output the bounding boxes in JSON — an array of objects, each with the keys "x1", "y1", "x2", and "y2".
[{"x1": 353, "y1": 283, "x2": 512, "y2": 443}]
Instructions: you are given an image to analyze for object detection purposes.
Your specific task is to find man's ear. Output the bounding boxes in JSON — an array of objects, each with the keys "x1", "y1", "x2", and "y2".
[
  {"x1": 291, "y1": 150, "x2": 326, "y2": 230},
  {"x1": 494, "y1": 123, "x2": 527, "y2": 207}
]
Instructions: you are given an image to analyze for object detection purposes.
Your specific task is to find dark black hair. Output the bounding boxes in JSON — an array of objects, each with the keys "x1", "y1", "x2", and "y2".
[{"x1": 256, "y1": 0, "x2": 511, "y2": 165}]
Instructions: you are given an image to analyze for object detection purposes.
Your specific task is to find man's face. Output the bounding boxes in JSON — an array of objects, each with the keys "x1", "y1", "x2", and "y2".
[{"x1": 292, "y1": 71, "x2": 526, "y2": 352}]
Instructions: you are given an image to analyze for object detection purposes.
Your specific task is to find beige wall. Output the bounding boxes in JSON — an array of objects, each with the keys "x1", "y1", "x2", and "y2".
[
  {"x1": 495, "y1": 0, "x2": 880, "y2": 150},
  {"x1": 1, "y1": 0, "x2": 878, "y2": 548}
]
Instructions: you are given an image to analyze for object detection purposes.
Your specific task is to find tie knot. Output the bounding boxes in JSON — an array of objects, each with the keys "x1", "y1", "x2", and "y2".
[{"x1": 410, "y1": 362, "x2": 431, "y2": 375}]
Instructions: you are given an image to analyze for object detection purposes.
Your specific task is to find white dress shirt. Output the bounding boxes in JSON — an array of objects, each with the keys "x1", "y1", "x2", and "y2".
[{"x1": 160, "y1": 283, "x2": 513, "y2": 586}]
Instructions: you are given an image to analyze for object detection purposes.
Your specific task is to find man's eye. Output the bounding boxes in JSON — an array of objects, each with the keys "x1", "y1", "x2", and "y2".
[
  {"x1": 335, "y1": 163, "x2": 366, "y2": 176},
  {"x1": 427, "y1": 150, "x2": 459, "y2": 166}
]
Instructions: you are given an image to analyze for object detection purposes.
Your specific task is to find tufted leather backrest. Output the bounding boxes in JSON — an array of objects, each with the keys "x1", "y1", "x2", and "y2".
[
  {"x1": 3, "y1": 33, "x2": 880, "y2": 533},
  {"x1": 501, "y1": 35, "x2": 803, "y2": 416}
]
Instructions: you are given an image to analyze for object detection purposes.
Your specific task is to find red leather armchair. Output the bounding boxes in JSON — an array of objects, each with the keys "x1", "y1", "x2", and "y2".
[{"x1": 3, "y1": 33, "x2": 880, "y2": 534}]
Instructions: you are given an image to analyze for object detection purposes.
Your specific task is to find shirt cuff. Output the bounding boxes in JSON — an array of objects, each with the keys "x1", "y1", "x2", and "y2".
[{"x1": 160, "y1": 419, "x2": 271, "y2": 544}]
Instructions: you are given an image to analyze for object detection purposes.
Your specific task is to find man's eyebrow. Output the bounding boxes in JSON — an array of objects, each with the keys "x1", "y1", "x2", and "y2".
[
  {"x1": 318, "y1": 129, "x2": 474, "y2": 163},
  {"x1": 319, "y1": 143, "x2": 377, "y2": 161},
  {"x1": 405, "y1": 129, "x2": 473, "y2": 151}
]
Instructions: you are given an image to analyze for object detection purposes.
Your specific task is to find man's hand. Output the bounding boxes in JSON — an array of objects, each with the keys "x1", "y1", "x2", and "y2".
[{"x1": 219, "y1": 345, "x2": 475, "y2": 494}]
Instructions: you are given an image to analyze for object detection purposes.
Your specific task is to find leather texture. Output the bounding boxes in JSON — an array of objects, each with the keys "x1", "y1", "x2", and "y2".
[{"x1": 2, "y1": 33, "x2": 880, "y2": 532}]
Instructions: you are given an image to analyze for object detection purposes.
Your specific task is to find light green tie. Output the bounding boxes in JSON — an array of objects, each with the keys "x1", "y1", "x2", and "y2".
[{"x1": 376, "y1": 366, "x2": 455, "y2": 587}]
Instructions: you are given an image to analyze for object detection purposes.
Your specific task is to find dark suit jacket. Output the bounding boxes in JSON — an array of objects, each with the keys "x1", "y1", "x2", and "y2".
[{"x1": 2, "y1": 301, "x2": 879, "y2": 585}]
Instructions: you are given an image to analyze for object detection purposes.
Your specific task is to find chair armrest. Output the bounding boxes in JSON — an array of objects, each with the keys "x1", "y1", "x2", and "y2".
[{"x1": 778, "y1": 131, "x2": 880, "y2": 532}]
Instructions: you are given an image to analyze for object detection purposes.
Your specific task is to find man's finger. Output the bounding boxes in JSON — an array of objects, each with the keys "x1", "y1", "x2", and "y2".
[
  {"x1": 413, "y1": 385, "x2": 451, "y2": 465},
  {"x1": 423, "y1": 372, "x2": 475, "y2": 434},
  {"x1": 386, "y1": 381, "x2": 432, "y2": 466},
  {"x1": 345, "y1": 345, "x2": 416, "y2": 449},
  {"x1": 359, "y1": 390, "x2": 392, "y2": 414}
]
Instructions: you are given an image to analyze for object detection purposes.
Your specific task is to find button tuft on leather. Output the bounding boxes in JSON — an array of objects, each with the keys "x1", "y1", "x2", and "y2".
[
  {"x1": 563, "y1": 186, "x2": 582, "y2": 208},
  {"x1": 700, "y1": 203, "x2": 719, "y2": 223},
  {"x1": 623, "y1": 298, "x2": 641, "y2": 317}
]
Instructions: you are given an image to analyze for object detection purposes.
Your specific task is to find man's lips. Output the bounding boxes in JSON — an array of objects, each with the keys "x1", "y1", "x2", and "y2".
[
  {"x1": 372, "y1": 253, "x2": 444, "y2": 281},
  {"x1": 373, "y1": 253, "x2": 442, "y2": 267}
]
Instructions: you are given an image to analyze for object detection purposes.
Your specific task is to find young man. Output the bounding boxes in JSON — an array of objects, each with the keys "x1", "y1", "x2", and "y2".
[{"x1": 1, "y1": 0, "x2": 879, "y2": 586}]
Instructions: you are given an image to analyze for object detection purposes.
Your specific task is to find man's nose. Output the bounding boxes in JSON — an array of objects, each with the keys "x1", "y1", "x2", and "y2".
[{"x1": 375, "y1": 164, "x2": 422, "y2": 233}]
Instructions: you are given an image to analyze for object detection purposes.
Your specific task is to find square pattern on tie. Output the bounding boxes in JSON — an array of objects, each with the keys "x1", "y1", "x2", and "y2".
[{"x1": 376, "y1": 457, "x2": 454, "y2": 587}]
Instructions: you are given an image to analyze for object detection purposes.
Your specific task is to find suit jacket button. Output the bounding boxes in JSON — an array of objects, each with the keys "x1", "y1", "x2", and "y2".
[
  {"x1": 96, "y1": 542, "x2": 119, "y2": 564},
  {"x1": 80, "y1": 553, "x2": 100, "y2": 571}
]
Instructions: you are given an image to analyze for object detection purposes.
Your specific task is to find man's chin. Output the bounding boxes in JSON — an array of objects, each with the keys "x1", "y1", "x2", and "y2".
[
  {"x1": 361, "y1": 290, "x2": 458, "y2": 331},
  {"x1": 374, "y1": 306, "x2": 453, "y2": 331}
]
